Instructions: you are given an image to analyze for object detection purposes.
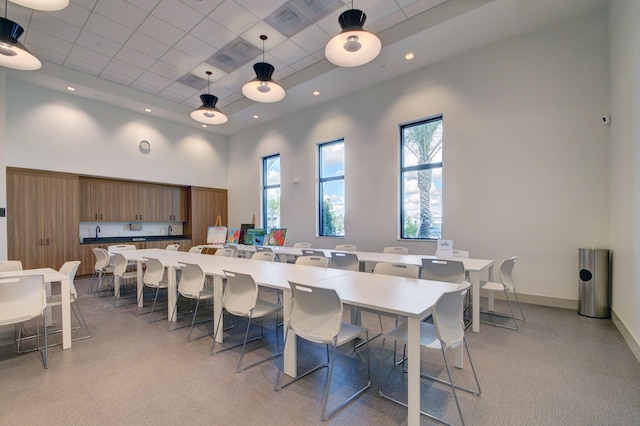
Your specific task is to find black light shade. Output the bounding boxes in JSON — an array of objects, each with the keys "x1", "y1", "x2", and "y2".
[
  {"x1": 0, "y1": 17, "x2": 42, "y2": 70},
  {"x1": 191, "y1": 94, "x2": 228, "y2": 125},
  {"x1": 242, "y1": 35, "x2": 286, "y2": 103},
  {"x1": 325, "y1": 8, "x2": 381, "y2": 67}
]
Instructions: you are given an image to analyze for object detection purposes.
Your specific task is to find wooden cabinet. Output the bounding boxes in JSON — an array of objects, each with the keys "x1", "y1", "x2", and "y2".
[
  {"x1": 80, "y1": 178, "x2": 116, "y2": 221},
  {"x1": 7, "y1": 168, "x2": 79, "y2": 270},
  {"x1": 186, "y1": 187, "x2": 227, "y2": 246},
  {"x1": 156, "y1": 186, "x2": 186, "y2": 222},
  {"x1": 117, "y1": 181, "x2": 157, "y2": 222}
]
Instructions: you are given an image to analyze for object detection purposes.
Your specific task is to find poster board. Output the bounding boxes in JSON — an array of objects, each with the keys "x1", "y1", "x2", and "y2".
[
  {"x1": 206, "y1": 226, "x2": 227, "y2": 244},
  {"x1": 238, "y1": 223, "x2": 255, "y2": 244},
  {"x1": 227, "y1": 228, "x2": 240, "y2": 244},
  {"x1": 244, "y1": 228, "x2": 266, "y2": 245},
  {"x1": 266, "y1": 228, "x2": 287, "y2": 246}
]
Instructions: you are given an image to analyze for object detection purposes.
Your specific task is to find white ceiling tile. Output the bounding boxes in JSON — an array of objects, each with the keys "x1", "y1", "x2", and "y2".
[
  {"x1": 64, "y1": 56, "x2": 103, "y2": 75},
  {"x1": 135, "y1": 71, "x2": 173, "y2": 91},
  {"x1": 84, "y1": 13, "x2": 135, "y2": 44},
  {"x1": 273, "y1": 65, "x2": 295, "y2": 81},
  {"x1": 100, "y1": 69, "x2": 136, "y2": 86},
  {"x1": 234, "y1": 0, "x2": 287, "y2": 19},
  {"x1": 368, "y1": 9, "x2": 406, "y2": 34},
  {"x1": 395, "y1": 0, "x2": 418, "y2": 7},
  {"x1": 115, "y1": 46, "x2": 157, "y2": 69},
  {"x1": 95, "y1": 0, "x2": 148, "y2": 29},
  {"x1": 208, "y1": 83, "x2": 233, "y2": 99},
  {"x1": 159, "y1": 48, "x2": 201, "y2": 71},
  {"x1": 28, "y1": 46, "x2": 66, "y2": 65},
  {"x1": 138, "y1": 14, "x2": 186, "y2": 46},
  {"x1": 189, "y1": 64, "x2": 227, "y2": 83},
  {"x1": 190, "y1": 18, "x2": 236, "y2": 50},
  {"x1": 314, "y1": 5, "x2": 348, "y2": 35},
  {"x1": 217, "y1": 91, "x2": 242, "y2": 106},
  {"x1": 28, "y1": 12, "x2": 82, "y2": 43},
  {"x1": 289, "y1": 53, "x2": 317, "y2": 71},
  {"x1": 360, "y1": 0, "x2": 400, "y2": 24},
  {"x1": 210, "y1": 0, "x2": 260, "y2": 34},
  {"x1": 152, "y1": 0, "x2": 205, "y2": 32},
  {"x1": 158, "y1": 88, "x2": 190, "y2": 103},
  {"x1": 75, "y1": 30, "x2": 123, "y2": 56},
  {"x1": 71, "y1": 0, "x2": 98, "y2": 9},
  {"x1": 123, "y1": 0, "x2": 159, "y2": 13},
  {"x1": 179, "y1": 0, "x2": 224, "y2": 16},
  {"x1": 402, "y1": 0, "x2": 447, "y2": 18},
  {"x1": 125, "y1": 32, "x2": 170, "y2": 59},
  {"x1": 26, "y1": 28, "x2": 74, "y2": 56},
  {"x1": 104, "y1": 59, "x2": 145, "y2": 79},
  {"x1": 147, "y1": 60, "x2": 187, "y2": 80},
  {"x1": 240, "y1": 20, "x2": 287, "y2": 50},
  {"x1": 215, "y1": 73, "x2": 244, "y2": 91},
  {"x1": 67, "y1": 44, "x2": 112, "y2": 67},
  {"x1": 42, "y1": 2, "x2": 91, "y2": 26},
  {"x1": 173, "y1": 34, "x2": 217, "y2": 61},
  {"x1": 312, "y1": 49, "x2": 325, "y2": 61},
  {"x1": 164, "y1": 81, "x2": 200, "y2": 98},
  {"x1": 130, "y1": 79, "x2": 163, "y2": 94},
  {"x1": 290, "y1": 24, "x2": 330, "y2": 54},
  {"x1": 268, "y1": 39, "x2": 307, "y2": 65},
  {"x1": 229, "y1": 64, "x2": 254, "y2": 81},
  {"x1": 184, "y1": 95, "x2": 203, "y2": 108}
]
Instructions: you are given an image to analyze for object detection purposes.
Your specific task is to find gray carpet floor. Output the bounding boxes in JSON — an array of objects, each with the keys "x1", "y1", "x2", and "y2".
[{"x1": 1, "y1": 277, "x2": 639, "y2": 426}]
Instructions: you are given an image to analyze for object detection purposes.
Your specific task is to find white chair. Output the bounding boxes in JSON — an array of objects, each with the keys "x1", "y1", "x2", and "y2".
[
  {"x1": 379, "y1": 282, "x2": 481, "y2": 425},
  {"x1": 211, "y1": 270, "x2": 282, "y2": 372},
  {"x1": 480, "y1": 256, "x2": 525, "y2": 330},
  {"x1": 255, "y1": 246, "x2": 273, "y2": 252},
  {"x1": 0, "y1": 260, "x2": 23, "y2": 271},
  {"x1": 275, "y1": 281, "x2": 370, "y2": 422},
  {"x1": 382, "y1": 246, "x2": 409, "y2": 254},
  {"x1": 214, "y1": 248, "x2": 235, "y2": 257},
  {"x1": 295, "y1": 255, "x2": 329, "y2": 268},
  {"x1": 330, "y1": 252, "x2": 359, "y2": 271},
  {"x1": 52, "y1": 261, "x2": 90, "y2": 342},
  {"x1": 112, "y1": 252, "x2": 138, "y2": 306},
  {"x1": 165, "y1": 244, "x2": 180, "y2": 251},
  {"x1": 301, "y1": 249, "x2": 326, "y2": 257},
  {"x1": 251, "y1": 251, "x2": 275, "y2": 262},
  {"x1": 88, "y1": 248, "x2": 113, "y2": 296},
  {"x1": 0, "y1": 274, "x2": 49, "y2": 368},
  {"x1": 221, "y1": 245, "x2": 239, "y2": 257},
  {"x1": 136, "y1": 257, "x2": 169, "y2": 323},
  {"x1": 188, "y1": 246, "x2": 204, "y2": 254},
  {"x1": 108, "y1": 244, "x2": 136, "y2": 252},
  {"x1": 435, "y1": 248, "x2": 470, "y2": 258},
  {"x1": 421, "y1": 258, "x2": 465, "y2": 283},
  {"x1": 288, "y1": 242, "x2": 312, "y2": 263},
  {"x1": 168, "y1": 262, "x2": 213, "y2": 341},
  {"x1": 335, "y1": 244, "x2": 356, "y2": 251}
]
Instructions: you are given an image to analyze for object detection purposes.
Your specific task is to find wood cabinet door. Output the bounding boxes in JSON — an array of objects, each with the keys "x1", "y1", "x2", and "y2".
[
  {"x1": 189, "y1": 187, "x2": 227, "y2": 245},
  {"x1": 80, "y1": 178, "x2": 116, "y2": 221},
  {"x1": 155, "y1": 186, "x2": 174, "y2": 222},
  {"x1": 7, "y1": 171, "x2": 45, "y2": 268},
  {"x1": 43, "y1": 174, "x2": 79, "y2": 269}
]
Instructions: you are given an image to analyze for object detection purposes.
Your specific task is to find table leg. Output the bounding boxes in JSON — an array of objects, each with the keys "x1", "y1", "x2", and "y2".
[
  {"x1": 136, "y1": 260, "x2": 144, "y2": 308},
  {"x1": 406, "y1": 317, "x2": 420, "y2": 426},
  {"x1": 45, "y1": 281, "x2": 53, "y2": 324},
  {"x1": 167, "y1": 266, "x2": 178, "y2": 322},
  {"x1": 61, "y1": 277, "x2": 71, "y2": 350},
  {"x1": 470, "y1": 270, "x2": 481, "y2": 333},
  {"x1": 213, "y1": 275, "x2": 224, "y2": 343},
  {"x1": 282, "y1": 290, "x2": 296, "y2": 378}
]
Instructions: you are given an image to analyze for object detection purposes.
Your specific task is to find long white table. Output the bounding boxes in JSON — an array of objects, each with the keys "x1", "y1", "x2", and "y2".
[
  {"x1": 121, "y1": 248, "x2": 457, "y2": 426},
  {"x1": 208, "y1": 245, "x2": 494, "y2": 333},
  {"x1": 0, "y1": 268, "x2": 72, "y2": 350}
]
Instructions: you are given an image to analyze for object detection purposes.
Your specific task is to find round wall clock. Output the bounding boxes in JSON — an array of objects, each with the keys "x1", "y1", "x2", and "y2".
[{"x1": 139, "y1": 140, "x2": 151, "y2": 154}]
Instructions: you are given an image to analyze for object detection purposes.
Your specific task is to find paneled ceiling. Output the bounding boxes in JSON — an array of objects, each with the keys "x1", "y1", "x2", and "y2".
[{"x1": 4, "y1": 0, "x2": 608, "y2": 135}]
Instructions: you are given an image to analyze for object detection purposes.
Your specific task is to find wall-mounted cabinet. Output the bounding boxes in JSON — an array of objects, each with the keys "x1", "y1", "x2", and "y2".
[
  {"x1": 156, "y1": 186, "x2": 186, "y2": 222},
  {"x1": 186, "y1": 187, "x2": 227, "y2": 246}
]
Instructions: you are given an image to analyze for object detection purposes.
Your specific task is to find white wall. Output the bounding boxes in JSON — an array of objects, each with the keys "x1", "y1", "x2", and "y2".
[
  {"x1": 228, "y1": 10, "x2": 610, "y2": 304},
  {"x1": 5, "y1": 80, "x2": 229, "y2": 188},
  {"x1": 609, "y1": 0, "x2": 640, "y2": 355}
]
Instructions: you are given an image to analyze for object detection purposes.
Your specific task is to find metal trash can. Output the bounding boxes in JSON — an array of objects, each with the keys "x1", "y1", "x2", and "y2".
[{"x1": 578, "y1": 248, "x2": 610, "y2": 318}]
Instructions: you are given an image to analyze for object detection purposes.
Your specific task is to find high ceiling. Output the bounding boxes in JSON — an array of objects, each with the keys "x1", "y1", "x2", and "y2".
[{"x1": 4, "y1": 0, "x2": 608, "y2": 135}]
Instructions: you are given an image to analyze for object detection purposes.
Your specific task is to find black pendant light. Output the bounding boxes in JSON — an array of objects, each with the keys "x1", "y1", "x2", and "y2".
[
  {"x1": 325, "y1": 2, "x2": 381, "y2": 67},
  {"x1": 242, "y1": 35, "x2": 285, "y2": 103},
  {"x1": 190, "y1": 71, "x2": 228, "y2": 125},
  {"x1": 0, "y1": 0, "x2": 41, "y2": 70}
]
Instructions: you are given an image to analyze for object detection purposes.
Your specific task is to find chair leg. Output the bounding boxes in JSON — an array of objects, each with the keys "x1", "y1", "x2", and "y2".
[
  {"x1": 512, "y1": 288, "x2": 526, "y2": 321},
  {"x1": 187, "y1": 298, "x2": 202, "y2": 342},
  {"x1": 148, "y1": 287, "x2": 167, "y2": 323},
  {"x1": 70, "y1": 300, "x2": 91, "y2": 341},
  {"x1": 441, "y1": 347, "x2": 465, "y2": 426}
]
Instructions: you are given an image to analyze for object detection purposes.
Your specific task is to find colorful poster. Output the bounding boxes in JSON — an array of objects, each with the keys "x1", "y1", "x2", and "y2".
[
  {"x1": 267, "y1": 228, "x2": 287, "y2": 246},
  {"x1": 244, "y1": 228, "x2": 265, "y2": 245},
  {"x1": 227, "y1": 228, "x2": 240, "y2": 244},
  {"x1": 238, "y1": 223, "x2": 255, "y2": 244},
  {"x1": 206, "y1": 226, "x2": 227, "y2": 244}
]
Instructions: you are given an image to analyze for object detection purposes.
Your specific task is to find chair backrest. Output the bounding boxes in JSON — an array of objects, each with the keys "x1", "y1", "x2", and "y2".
[
  {"x1": 188, "y1": 246, "x2": 204, "y2": 253},
  {"x1": 177, "y1": 262, "x2": 206, "y2": 298},
  {"x1": 382, "y1": 246, "x2": 409, "y2": 255},
  {"x1": 59, "y1": 261, "x2": 81, "y2": 298},
  {"x1": 330, "y1": 252, "x2": 359, "y2": 271},
  {"x1": 108, "y1": 245, "x2": 136, "y2": 252},
  {"x1": 255, "y1": 246, "x2": 273, "y2": 253},
  {"x1": 335, "y1": 244, "x2": 356, "y2": 251},
  {"x1": 293, "y1": 242, "x2": 312, "y2": 249},
  {"x1": 373, "y1": 262, "x2": 419, "y2": 278},
  {"x1": 0, "y1": 274, "x2": 46, "y2": 325},
  {"x1": 92, "y1": 248, "x2": 111, "y2": 271},
  {"x1": 287, "y1": 281, "x2": 343, "y2": 345},
  {"x1": 165, "y1": 244, "x2": 180, "y2": 251},
  {"x1": 421, "y1": 259, "x2": 465, "y2": 284},
  {"x1": 112, "y1": 253, "x2": 131, "y2": 277},
  {"x1": 452, "y1": 249, "x2": 470, "y2": 258},
  {"x1": 142, "y1": 258, "x2": 165, "y2": 287},
  {"x1": 295, "y1": 255, "x2": 329, "y2": 268},
  {"x1": 251, "y1": 251, "x2": 275, "y2": 262},
  {"x1": 301, "y1": 249, "x2": 325, "y2": 257},
  {"x1": 214, "y1": 248, "x2": 235, "y2": 257},
  {"x1": 499, "y1": 256, "x2": 518, "y2": 287},
  {"x1": 0, "y1": 260, "x2": 23, "y2": 272},
  {"x1": 222, "y1": 270, "x2": 258, "y2": 316},
  {"x1": 222, "y1": 245, "x2": 239, "y2": 256},
  {"x1": 432, "y1": 282, "x2": 471, "y2": 350}
]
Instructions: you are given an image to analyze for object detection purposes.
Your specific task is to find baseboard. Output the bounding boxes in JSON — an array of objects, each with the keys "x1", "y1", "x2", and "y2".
[
  {"x1": 611, "y1": 308, "x2": 640, "y2": 363},
  {"x1": 485, "y1": 291, "x2": 578, "y2": 310}
]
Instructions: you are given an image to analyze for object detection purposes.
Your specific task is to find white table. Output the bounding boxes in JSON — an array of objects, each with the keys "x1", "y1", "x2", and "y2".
[{"x1": 0, "y1": 268, "x2": 72, "y2": 350}]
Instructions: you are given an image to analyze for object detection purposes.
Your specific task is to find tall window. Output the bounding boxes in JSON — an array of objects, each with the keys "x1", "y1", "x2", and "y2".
[
  {"x1": 400, "y1": 116, "x2": 443, "y2": 240},
  {"x1": 262, "y1": 154, "x2": 280, "y2": 232},
  {"x1": 318, "y1": 140, "x2": 345, "y2": 237}
]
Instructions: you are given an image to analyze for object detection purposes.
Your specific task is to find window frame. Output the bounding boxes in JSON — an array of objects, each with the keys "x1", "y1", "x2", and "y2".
[
  {"x1": 318, "y1": 139, "x2": 345, "y2": 237},
  {"x1": 399, "y1": 115, "x2": 444, "y2": 240},
  {"x1": 261, "y1": 153, "x2": 281, "y2": 233}
]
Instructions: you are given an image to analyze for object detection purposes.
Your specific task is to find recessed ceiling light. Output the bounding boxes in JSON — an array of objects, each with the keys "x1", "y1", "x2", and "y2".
[
  {"x1": 253, "y1": 115, "x2": 259, "y2": 119},
  {"x1": 312, "y1": 90, "x2": 320, "y2": 96},
  {"x1": 144, "y1": 108, "x2": 152, "y2": 112},
  {"x1": 404, "y1": 52, "x2": 414, "y2": 60},
  {"x1": 201, "y1": 124, "x2": 207, "y2": 128},
  {"x1": 66, "y1": 86, "x2": 75, "y2": 91}
]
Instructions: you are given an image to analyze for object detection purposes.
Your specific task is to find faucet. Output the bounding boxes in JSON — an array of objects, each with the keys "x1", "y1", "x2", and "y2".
[
  {"x1": 95, "y1": 225, "x2": 101, "y2": 240},
  {"x1": 168, "y1": 225, "x2": 173, "y2": 237}
]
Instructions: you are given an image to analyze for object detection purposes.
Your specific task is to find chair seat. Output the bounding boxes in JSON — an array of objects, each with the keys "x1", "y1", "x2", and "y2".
[
  {"x1": 120, "y1": 271, "x2": 137, "y2": 280},
  {"x1": 181, "y1": 287, "x2": 214, "y2": 300},
  {"x1": 145, "y1": 279, "x2": 169, "y2": 290},
  {"x1": 481, "y1": 280, "x2": 513, "y2": 291},
  {"x1": 227, "y1": 298, "x2": 280, "y2": 318},
  {"x1": 385, "y1": 321, "x2": 456, "y2": 351}
]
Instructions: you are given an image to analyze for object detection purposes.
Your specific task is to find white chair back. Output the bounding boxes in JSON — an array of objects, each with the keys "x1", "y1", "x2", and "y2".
[
  {"x1": 142, "y1": 258, "x2": 166, "y2": 287},
  {"x1": 112, "y1": 253, "x2": 130, "y2": 277},
  {"x1": 108, "y1": 245, "x2": 136, "y2": 252},
  {"x1": 165, "y1": 244, "x2": 180, "y2": 251},
  {"x1": 499, "y1": 256, "x2": 518, "y2": 288},
  {"x1": 214, "y1": 248, "x2": 235, "y2": 257},
  {"x1": 432, "y1": 282, "x2": 471, "y2": 350},
  {"x1": 0, "y1": 260, "x2": 23, "y2": 271},
  {"x1": 222, "y1": 270, "x2": 258, "y2": 317},
  {"x1": 255, "y1": 246, "x2": 273, "y2": 252},
  {"x1": 331, "y1": 252, "x2": 359, "y2": 271},
  {"x1": 0, "y1": 274, "x2": 46, "y2": 325},
  {"x1": 177, "y1": 262, "x2": 206, "y2": 298},
  {"x1": 373, "y1": 262, "x2": 419, "y2": 278},
  {"x1": 288, "y1": 281, "x2": 342, "y2": 345},
  {"x1": 382, "y1": 246, "x2": 408, "y2": 254},
  {"x1": 251, "y1": 252, "x2": 275, "y2": 262},
  {"x1": 92, "y1": 248, "x2": 111, "y2": 271},
  {"x1": 293, "y1": 242, "x2": 312, "y2": 249},
  {"x1": 188, "y1": 246, "x2": 204, "y2": 253},
  {"x1": 59, "y1": 261, "x2": 81, "y2": 298},
  {"x1": 301, "y1": 249, "x2": 325, "y2": 257},
  {"x1": 421, "y1": 259, "x2": 465, "y2": 283},
  {"x1": 222, "y1": 245, "x2": 239, "y2": 257},
  {"x1": 295, "y1": 256, "x2": 329, "y2": 268},
  {"x1": 335, "y1": 244, "x2": 356, "y2": 251}
]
